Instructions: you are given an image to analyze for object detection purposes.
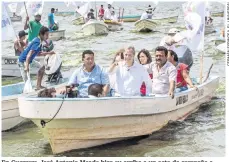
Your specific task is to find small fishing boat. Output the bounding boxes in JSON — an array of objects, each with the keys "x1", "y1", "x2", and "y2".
[
  {"x1": 135, "y1": 19, "x2": 157, "y2": 32},
  {"x1": 10, "y1": 16, "x2": 22, "y2": 22},
  {"x1": 2, "y1": 82, "x2": 27, "y2": 131},
  {"x1": 211, "y1": 11, "x2": 224, "y2": 17},
  {"x1": 72, "y1": 17, "x2": 85, "y2": 25},
  {"x1": 49, "y1": 30, "x2": 65, "y2": 41},
  {"x1": 216, "y1": 43, "x2": 226, "y2": 54},
  {"x1": 104, "y1": 20, "x2": 123, "y2": 31},
  {"x1": 119, "y1": 15, "x2": 141, "y2": 22},
  {"x1": 2, "y1": 56, "x2": 44, "y2": 77},
  {"x1": 18, "y1": 76, "x2": 219, "y2": 154},
  {"x1": 2, "y1": 79, "x2": 67, "y2": 131},
  {"x1": 55, "y1": 12, "x2": 75, "y2": 17},
  {"x1": 151, "y1": 15, "x2": 178, "y2": 24},
  {"x1": 82, "y1": 19, "x2": 108, "y2": 36}
]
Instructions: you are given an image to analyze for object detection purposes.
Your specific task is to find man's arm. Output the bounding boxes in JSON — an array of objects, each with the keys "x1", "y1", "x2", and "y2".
[
  {"x1": 38, "y1": 51, "x2": 55, "y2": 56},
  {"x1": 25, "y1": 50, "x2": 35, "y2": 72},
  {"x1": 101, "y1": 68, "x2": 110, "y2": 96},
  {"x1": 24, "y1": 17, "x2": 30, "y2": 30},
  {"x1": 168, "y1": 66, "x2": 177, "y2": 99}
]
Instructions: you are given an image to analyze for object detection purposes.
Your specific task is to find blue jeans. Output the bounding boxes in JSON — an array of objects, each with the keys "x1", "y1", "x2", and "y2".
[{"x1": 175, "y1": 86, "x2": 188, "y2": 93}]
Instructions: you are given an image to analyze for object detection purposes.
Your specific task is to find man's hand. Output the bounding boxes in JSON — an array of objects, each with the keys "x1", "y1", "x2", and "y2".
[
  {"x1": 168, "y1": 90, "x2": 174, "y2": 99},
  {"x1": 24, "y1": 66, "x2": 29, "y2": 73}
]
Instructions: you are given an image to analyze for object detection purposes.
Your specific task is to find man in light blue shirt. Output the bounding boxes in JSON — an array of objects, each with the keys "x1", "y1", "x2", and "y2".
[{"x1": 67, "y1": 50, "x2": 110, "y2": 97}]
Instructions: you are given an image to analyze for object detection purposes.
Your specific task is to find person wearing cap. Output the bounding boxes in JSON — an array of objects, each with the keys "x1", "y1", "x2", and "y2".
[
  {"x1": 87, "y1": 9, "x2": 95, "y2": 20},
  {"x1": 24, "y1": 12, "x2": 42, "y2": 43},
  {"x1": 18, "y1": 26, "x2": 55, "y2": 90},
  {"x1": 104, "y1": 4, "x2": 112, "y2": 20},
  {"x1": 160, "y1": 28, "x2": 193, "y2": 71},
  {"x1": 14, "y1": 31, "x2": 28, "y2": 56},
  {"x1": 48, "y1": 8, "x2": 58, "y2": 31}
]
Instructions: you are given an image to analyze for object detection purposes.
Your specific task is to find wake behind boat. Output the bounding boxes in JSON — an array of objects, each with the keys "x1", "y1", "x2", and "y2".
[
  {"x1": 18, "y1": 76, "x2": 219, "y2": 154},
  {"x1": 82, "y1": 19, "x2": 108, "y2": 36}
]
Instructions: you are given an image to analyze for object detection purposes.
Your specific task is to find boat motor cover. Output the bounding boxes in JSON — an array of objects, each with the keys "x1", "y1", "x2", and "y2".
[{"x1": 44, "y1": 53, "x2": 62, "y2": 75}]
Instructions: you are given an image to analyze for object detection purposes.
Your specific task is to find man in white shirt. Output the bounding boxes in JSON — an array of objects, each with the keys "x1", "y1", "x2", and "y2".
[
  {"x1": 140, "y1": 10, "x2": 149, "y2": 20},
  {"x1": 111, "y1": 10, "x2": 118, "y2": 21},
  {"x1": 104, "y1": 4, "x2": 112, "y2": 20},
  {"x1": 160, "y1": 28, "x2": 193, "y2": 70},
  {"x1": 113, "y1": 46, "x2": 152, "y2": 96},
  {"x1": 151, "y1": 46, "x2": 177, "y2": 98}
]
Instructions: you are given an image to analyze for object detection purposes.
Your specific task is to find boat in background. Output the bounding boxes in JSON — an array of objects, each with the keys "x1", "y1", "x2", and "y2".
[
  {"x1": 211, "y1": 11, "x2": 224, "y2": 17},
  {"x1": 135, "y1": 19, "x2": 157, "y2": 32},
  {"x1": 104, "y1": 20, "x2": 123, "y2": 31},
  {"x1": 119, "y1": 15, "x2": 141, "y2": 22},
  {"x1": 2, "y1": 56, "x2": 44, "y2": 77},
  {"x1": 151, "y1": 15, "x2": 178, "y2": 24},
  {"x1": 55, "y1": 12, "x2": 75, "y2": 17},
  {"x1": 18, "y1": 76, "x2": 219, "y2": 154},
  {"x1": 10, "y1": 16, "x2": 22, "y2": 22},
  {"x1": 72, "y1": 17, "x2": 85, "y2": 25},
  {"x1": 82, "y1": 20, "x2": 108, "y2": 36},
  {"x1": 49, "y1": 30, "x2": 65, "y2": 41}
]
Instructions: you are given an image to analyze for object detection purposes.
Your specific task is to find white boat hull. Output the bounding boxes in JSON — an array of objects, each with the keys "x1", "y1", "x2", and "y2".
[
  {"x1": 18, "y1": 76, "x2": 219, "y2": 154},
  {"x1": 2, "y1": 56, "x2": 44, "y2": 77},
  {"x1": 2, "y1": 96, "x2": 24, "y2": 131},
  {"x1": 82, "y1": 20, "x2": 108, "y2": 36},
  {"x1": 49, "y1": 30, "x2": 65, "y2": 41},
  {"x1": 135, "y1": 19, "x2": 157, "y2": 32}
]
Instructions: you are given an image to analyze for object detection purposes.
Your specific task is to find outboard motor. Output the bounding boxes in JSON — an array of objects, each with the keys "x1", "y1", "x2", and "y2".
[
  {"x1": 42, "y1": 39, "x2": 62, "y2": 84},
  {"x1": 44, "y1": 53, "x2": 62, "y2": 84}
]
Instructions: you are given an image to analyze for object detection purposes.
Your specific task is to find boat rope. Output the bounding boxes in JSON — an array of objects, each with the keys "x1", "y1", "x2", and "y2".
[{"x1": 40, "y1": 94, "x2": 67, "y2": 128}]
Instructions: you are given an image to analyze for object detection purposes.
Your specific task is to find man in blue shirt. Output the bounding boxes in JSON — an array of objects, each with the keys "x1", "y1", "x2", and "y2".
[
  {"x1": 48, "y1": 8, "x2": 58, "y2": 31},
  {"x1": 18, "y1": 26, "x2": 55, "y2": 90},
  {"x1": 64, "y1": 50, "x2": 110, "y2": 97}
]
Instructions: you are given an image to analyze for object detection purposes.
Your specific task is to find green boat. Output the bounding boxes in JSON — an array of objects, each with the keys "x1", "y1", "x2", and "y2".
[
  {"x1": 119, "y1": 15, "x2": 141, "y2": 22},
  {"x1": 55, "y1": 12, "x2": 75, "y2": 17}
]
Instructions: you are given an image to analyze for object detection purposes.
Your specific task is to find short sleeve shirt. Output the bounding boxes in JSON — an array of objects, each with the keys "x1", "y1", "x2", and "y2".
[
  {"x1": 19, "y1": 37, "x2": 42, "y2": 63},
  {"x1": 28, "y1": 21, "x2": 42, "y2": 42},
  {"x1": 152, "y1": 61, "x2": 177, "y2": 94},
  {"x1": 68, "y1": 64, "x2": 110, "y2": 97}
]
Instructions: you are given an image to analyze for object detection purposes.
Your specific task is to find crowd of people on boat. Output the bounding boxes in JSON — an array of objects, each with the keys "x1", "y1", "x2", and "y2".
[{"x1": 34, "y1": 25, "x2": 197, "y2": 98}]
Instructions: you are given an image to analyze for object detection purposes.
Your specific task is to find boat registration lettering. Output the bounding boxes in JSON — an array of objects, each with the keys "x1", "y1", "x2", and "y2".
[
  {"x1": 176, "y1": 95, "x2": 188, "y2": 106},
  {"x1": 4, "y1": 58, "x2": 18, "y2": 64}
]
